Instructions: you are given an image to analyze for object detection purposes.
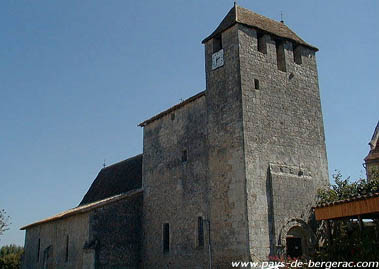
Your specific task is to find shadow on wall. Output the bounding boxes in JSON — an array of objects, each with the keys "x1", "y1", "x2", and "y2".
[{"x1": 266, "y1": 167, "x2": 276, "y2": 257}]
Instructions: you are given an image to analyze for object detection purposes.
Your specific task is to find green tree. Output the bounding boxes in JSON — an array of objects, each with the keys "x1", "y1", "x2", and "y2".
[
  {"x1": 0, "y1": 244, "x2": 24, "y2": 269},
  {"x1": 317, "y1": 170, "x2": 379, "y2": 204},
  {"x1": 314, "y1": 171, "x2": 379, "y2": 261}
]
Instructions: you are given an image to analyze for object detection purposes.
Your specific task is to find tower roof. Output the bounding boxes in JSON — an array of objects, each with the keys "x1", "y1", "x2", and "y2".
[
  {"x1": 365, "y1": 121, "x2": 379, "y2": 162},
  {"x1": 202, "y1": 4, "x2": 318, "y2": 51}
]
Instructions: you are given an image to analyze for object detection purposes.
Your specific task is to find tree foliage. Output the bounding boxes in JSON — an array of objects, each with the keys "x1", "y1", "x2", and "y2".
[
  {"x1": 317, "y1": 170, "x2": 379, "y2": 204},
  {"x1": 314, "y1": 171, "x2": 379, "y2": 261},
  {"x1": 0, "y1": 244, "x2": 24, "y2": 269}
]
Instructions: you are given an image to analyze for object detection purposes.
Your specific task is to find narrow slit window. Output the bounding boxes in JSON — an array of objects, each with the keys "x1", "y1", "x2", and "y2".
[
  {"x1": 163, "y1": 223, "x2": 170, "y2": 253},
  {"x1": 213, "y1": 34, "x2": 222, "y2": 53},
  {"x1": 198, "y1": 217, "x2": 204, "y2": 248},
  {"x1": 275, "y1": 40, "x2": 287, "y2": 72},
  {"x1": 182, "y1": 149, "x2": 187, "y2": 162},
  {"x1": 37, "y1": 238, "x2": 40, "y2": 262},
  {"x1": 65, "y1": 235, "x2": 69, "y2": 262},
  {"x1": 254, "y1": 79, "x2": 260, "y2": 90},
  {"x1": 293, "y1": 43, "x2": 302, "y2": 65},
  {"x1": 257, "y1": 32, "x2": 267, "y2": 54}
]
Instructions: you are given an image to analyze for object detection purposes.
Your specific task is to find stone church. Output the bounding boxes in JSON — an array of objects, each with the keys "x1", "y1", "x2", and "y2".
[{"x1": 21, "y1": 4, "x2": 329, "y2": 268}]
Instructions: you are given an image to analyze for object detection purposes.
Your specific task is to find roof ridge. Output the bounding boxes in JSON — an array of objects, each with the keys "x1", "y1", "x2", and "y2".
[
  {"x1": 235, "y1": 2, "x2": 238, "y2": 21},
  {"x1": 202, "y1": 5, "x2": 317, "y2": 51},
  {"x1": 236, "y1": 6, "x2": 275, "y2": 26},
  {"x1": 101, "y1": 153, "x2": 143, "y2": 171},
  {"x1": 21, "y1": 188, "x2": 143, "y2": 230},
  {"x1": 237, "y1": 6, "x2": 302, "y2": 39},
  {"x1": 316, "y1": 192, "x2": 379, "y2": 208},
  {"x1": 202, "y1": 6, "x2": 237, "y2": 44}
]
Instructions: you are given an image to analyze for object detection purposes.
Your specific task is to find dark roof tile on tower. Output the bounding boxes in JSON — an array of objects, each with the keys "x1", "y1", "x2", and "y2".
[
  {"x1": 79, "y1": 154, "x2": 142, "y2": 206},
  {"x1": 202, "y1": 4, "x2": 318, "y2": 51},
  {"x1": 365, "y1": 121, "x2": 379, "y2": 162}
]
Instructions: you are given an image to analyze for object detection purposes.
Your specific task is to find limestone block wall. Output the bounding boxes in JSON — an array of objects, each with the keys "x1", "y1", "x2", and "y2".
[
  {"x1": 237, "y1": 24, "x2": 329, "y2": 259},
  {"x1": 89, "y1": 193, "x2": 143, "y2": 268},
  {"x1": 366, "y1": 160, "x2": 379, "y2": 181},
  {"x1": 22, "y1": 213, "x2": 90, "y2": 269},
  {"x1": 142, "y1": 96, "x2": 209, "y2": 268},
  {"x1": 22, "y1": 194, "x2": 142, "y2": 269},
  {"x1": 204, "y1": 24, "x2": 251, "y2": 267}
]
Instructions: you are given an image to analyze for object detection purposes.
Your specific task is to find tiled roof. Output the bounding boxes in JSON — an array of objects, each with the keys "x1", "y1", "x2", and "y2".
[
  {"x1": 79, "y1": 154, "x2": 142, "y2": 205},
  {"x1": 138, "y1": 90, "x2": 206, "y2": 127},
  {"x1": 202, "y1": 4, "x2": 318, "y2": 51},
  {"x1": 20, "y1": 189, "x2": 143, "y2": 230},
  {"x1": 315, "y1": 192, "x2": 379, "y2": 208},
  {"x1": 365, "y1": 150, "x2": 379, "y2": 162}
]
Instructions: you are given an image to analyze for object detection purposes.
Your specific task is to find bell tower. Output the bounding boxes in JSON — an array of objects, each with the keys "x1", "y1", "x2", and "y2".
[{"x1": 203, "y1": 4, "x2": 329, "y2": 262}]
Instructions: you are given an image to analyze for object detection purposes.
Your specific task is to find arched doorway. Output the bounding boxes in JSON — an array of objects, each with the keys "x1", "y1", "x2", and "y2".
[
  {"x1": 286, "y1": 226, "x2": 306, "y2": 258},
  {"x1": 279, "y1": 219, "x2": 315, "y2": 258}
]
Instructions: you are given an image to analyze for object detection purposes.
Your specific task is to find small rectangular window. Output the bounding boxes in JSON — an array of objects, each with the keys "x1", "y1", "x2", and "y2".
[
  {"x1": 254, "y1": 79, "x2": 260, "y2": 90},
  {"x1": 182, "y1": 150, "x2": 187, "y2": 162},
  {"x1": 163, "y1": 223, "x2": 170, "y2": 253},
  {"x1": 275, "y1": 40, "x2": 286, "y2": 72},
  {"x1": 257, "y1": 32, "x2": 267, "y2": 54},
  {"x1": 65, "y1": 235, "x2": 69, "y2": 262},
  {"x1": 213, "y1": 35, "x2": 222, "y2": 53},
  {"x1": 37, "y1": 238, "x2": 40, "y2": 262},
  {"x1": 198, "y1": 217, "x2": 204, "y2": 248},
  {"x1": 293, "y1": 43, "x2": 302, "y2": 65}
]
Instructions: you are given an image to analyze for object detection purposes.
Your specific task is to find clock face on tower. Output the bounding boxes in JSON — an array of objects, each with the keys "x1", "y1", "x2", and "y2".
[{"x1": 212, "y1": 49, "x2": 224, "y2": 70}]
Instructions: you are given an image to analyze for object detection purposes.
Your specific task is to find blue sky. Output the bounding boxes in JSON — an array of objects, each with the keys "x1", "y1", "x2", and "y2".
[{"x1": 0, "y1": 0, "x2": 378, "y2": 247}]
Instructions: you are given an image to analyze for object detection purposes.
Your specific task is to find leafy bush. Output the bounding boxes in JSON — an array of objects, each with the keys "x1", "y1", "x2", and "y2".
[
  {"x1": 0, "y1": 245, "x2": 24, "y2": 269},
  {"x1": 314, "y1": 170, "x2": 379, "y2": 261},
  {"x1": 317, "y1": 170, "x2": 379, "y2": 204}
]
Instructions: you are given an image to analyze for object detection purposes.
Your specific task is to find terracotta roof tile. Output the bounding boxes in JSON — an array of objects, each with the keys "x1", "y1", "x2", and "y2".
[{"x1": 315, "y1": 192, "x2": 379, "y2": 208}]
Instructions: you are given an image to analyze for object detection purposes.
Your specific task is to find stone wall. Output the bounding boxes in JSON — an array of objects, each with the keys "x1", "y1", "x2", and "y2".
[
  {"x1": 142, "y1": 20, "x2": 329, "y2": 266},
  {"x1": 237, "y1": 24, "x2": 329, "y2": 259},
  {"x1": 89, "y1": 193, "x2": 143, "y2": 268},
  {"x1": 142, "y1": 96, "x2": 209, "y2": 268},
  {"x1": 22, "y1": 213, "x2": 90, "y2": 269},
  {"x1": 366, "y1": 160, "x2": 379, "y2": 181},
  {"x1": 204, "y1": 25, "x2": 251, "y2": 267},
  {"x1": 22, "y1": 193, "x2": 142, "y2": 269}
]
